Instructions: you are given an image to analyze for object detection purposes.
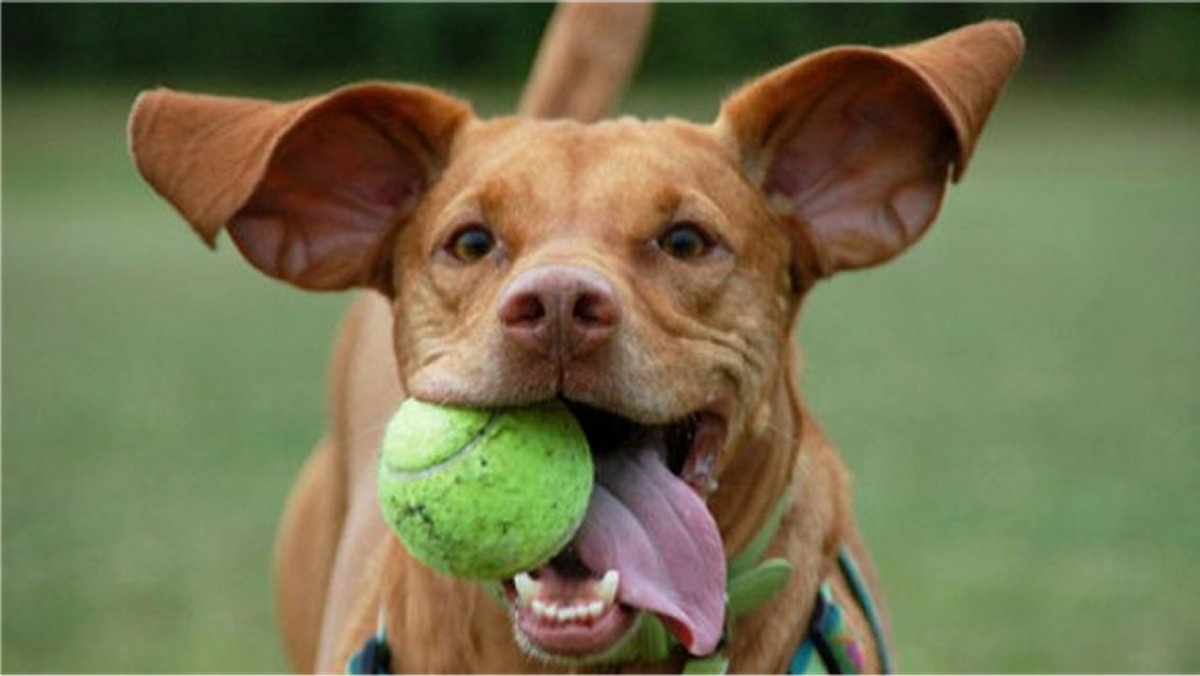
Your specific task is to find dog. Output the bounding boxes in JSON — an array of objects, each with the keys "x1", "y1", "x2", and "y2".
[{"x1": 128, "y1": 5, "x2": 1022, "y2": 672}]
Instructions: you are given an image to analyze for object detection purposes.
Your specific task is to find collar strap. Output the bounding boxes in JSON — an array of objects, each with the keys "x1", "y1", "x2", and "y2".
[
  {"x1": 347, "y1": 606, "x2": 391, "y2": 675},
  {"x1": 787, "y1": 549, "x2": 893, "y2": 675},
  {"x1": 836, "y1": 548, "x2": 892, "y2": 673}
]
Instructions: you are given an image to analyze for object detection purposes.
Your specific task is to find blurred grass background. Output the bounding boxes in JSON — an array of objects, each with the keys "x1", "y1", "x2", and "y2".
[{"x1": 3, "y1": 3, "x2": 1199, "y2": 673}]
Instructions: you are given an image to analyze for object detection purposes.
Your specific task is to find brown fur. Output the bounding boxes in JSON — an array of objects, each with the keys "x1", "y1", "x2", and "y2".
[{"x1": 129, "y1": 7, "x2": 1022, "y2": 673}]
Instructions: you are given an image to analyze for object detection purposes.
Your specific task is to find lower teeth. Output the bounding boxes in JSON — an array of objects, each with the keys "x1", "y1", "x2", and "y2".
[
  {"x1": 532, "y1": 599, "x2": 606, "y2": 623},
  {"x1": 513, "y1": 569, "x2": 621, "y2": 624}
]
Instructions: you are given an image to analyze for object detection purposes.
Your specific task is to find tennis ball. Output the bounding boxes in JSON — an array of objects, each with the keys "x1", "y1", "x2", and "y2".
[{"x1": 377, "y1": 398, "x2": 593, "y2": 580}]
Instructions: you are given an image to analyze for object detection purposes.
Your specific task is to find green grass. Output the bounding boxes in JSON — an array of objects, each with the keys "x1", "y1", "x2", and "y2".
[{"x1": 3, "y1": 81, "x2": 1198, "y2": 673}]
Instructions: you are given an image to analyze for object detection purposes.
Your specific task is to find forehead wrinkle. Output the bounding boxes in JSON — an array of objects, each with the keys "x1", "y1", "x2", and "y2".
[
  {"x1": 572, "y1": 136, "x2": 688, "y2": 238},
  {"x1": 562, "y1": 129, "x2": 586, "y2": 233},
  {"x1": 514, "y1": 125, "x2": 595, "y2": 240}
]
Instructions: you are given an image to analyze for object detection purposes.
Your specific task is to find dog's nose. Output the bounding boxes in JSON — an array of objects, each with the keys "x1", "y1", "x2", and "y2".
[{"x1": 497, "y1": 265, "x2": 621, "y2": 360}]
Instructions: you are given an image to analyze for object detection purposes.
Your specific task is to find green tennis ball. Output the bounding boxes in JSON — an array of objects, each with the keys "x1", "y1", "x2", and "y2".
[{"x1": 377, "y1": 398, "x2": 593, "y2": 580}]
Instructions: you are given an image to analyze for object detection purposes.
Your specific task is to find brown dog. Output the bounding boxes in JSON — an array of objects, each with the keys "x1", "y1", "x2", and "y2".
[{"x1": 129, "y1": 6, "x2": 1022, "y2": 673}]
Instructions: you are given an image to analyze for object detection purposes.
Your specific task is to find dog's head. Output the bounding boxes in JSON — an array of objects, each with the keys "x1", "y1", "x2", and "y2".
[{"x1": 130, "y1": 21, "x2": 1022, "y2": 664}]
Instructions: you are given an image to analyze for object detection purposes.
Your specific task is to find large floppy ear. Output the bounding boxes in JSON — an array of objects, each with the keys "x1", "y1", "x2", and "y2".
[
  {"x1": 717, "y1": 21, "x2": 1023, "y2": 277},
  {"x1": 129, "y1": 83, "x2": 472, "y2": 293}
]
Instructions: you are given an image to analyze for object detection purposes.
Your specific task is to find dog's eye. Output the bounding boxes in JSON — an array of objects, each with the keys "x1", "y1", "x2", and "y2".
[
  {"x1": 447, "y1": 226, "x2": 496, "y2": 263},
  {"x1": 658, "y1": 223, "x2": 713, "y2": 261}
]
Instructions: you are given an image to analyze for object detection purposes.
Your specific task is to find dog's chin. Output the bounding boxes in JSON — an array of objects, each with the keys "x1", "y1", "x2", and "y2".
[{"x1": 511, "y1": 603, "x2": 643, "y2": 666}]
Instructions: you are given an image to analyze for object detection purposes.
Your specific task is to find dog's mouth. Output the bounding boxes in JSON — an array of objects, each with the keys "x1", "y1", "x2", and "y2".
[{"x1": 501, "y1": 401, "x2": 729, "y2": 662}]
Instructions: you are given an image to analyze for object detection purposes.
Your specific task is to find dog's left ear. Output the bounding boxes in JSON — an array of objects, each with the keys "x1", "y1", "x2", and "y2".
[{"x1": 717, "y1": 21, "x2": 1023, "y2": 276}]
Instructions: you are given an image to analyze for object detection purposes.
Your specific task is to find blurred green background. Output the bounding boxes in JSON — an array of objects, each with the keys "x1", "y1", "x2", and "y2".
[{"x1": 3, "y1": 3, "x2": 1198, "y2": 673}]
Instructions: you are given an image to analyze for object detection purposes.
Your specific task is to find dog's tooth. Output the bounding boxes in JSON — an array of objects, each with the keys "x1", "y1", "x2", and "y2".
[
  {"x1": 587, "y1": 601, "x2": 604, "y2": 618},
  {"x1": 513, "y1": 572, "x2": 541, "y2": 606},
  {"x1": 557, "y1": 606, "x2": 576, "y2": 622},
  {"x1": 532, "y1": 599, "x2": 548, "y2": 618},
  {"x1": 594, "y1": 569, "x2": 619, "y2": 604},
  {"x1": 543, "y1": 601, "x2": 560, "y2": 621}
]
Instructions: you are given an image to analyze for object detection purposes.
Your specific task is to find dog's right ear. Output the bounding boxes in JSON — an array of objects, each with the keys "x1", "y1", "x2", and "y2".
[{"x1": 129, "y1": 84, "x2": 472, "y2": 293}]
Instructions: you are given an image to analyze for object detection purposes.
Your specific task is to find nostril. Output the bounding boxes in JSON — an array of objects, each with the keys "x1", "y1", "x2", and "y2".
[
  {"x1": 499, "y1": 292, "x2": 547, "y2": 328},
  {"x1": 573, "y1": 291, "x2": 619, "y2": 328}
]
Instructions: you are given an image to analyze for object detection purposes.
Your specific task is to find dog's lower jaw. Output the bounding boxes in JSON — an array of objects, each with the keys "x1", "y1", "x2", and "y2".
[
  {"x1": 515, "y1": 611, "x2": 733, "y2": 674},
  {"x1": 511, "y1": 608, "x2": 646, "y2": 669}
]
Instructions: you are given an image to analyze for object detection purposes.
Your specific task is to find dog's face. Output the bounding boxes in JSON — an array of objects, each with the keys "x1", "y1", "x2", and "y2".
[
  {"x1": 390, "y1": 117, "x2": 798, "y2": 660},
  {"x1": 395, "y1": 116, "x2": 794, "y2": 455},
  {"x1": 130, "y1": 21, "x2": 1021, "y2": 665}
]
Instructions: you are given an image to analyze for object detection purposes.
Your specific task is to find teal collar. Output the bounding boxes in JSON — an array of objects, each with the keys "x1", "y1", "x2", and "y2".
[{"x1": 348, "y1": 498, "x2": 892, "y2": 674}]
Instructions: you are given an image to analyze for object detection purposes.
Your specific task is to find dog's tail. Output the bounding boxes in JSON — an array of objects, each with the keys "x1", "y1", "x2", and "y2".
[{"x1": 518, "y1": 3, "x2": 653, "y2": 122}]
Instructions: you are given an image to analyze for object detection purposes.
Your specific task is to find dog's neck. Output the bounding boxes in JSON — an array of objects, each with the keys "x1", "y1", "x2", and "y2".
[{"x1": 709, "y1": 344, "x2": 808, "y2": 562}]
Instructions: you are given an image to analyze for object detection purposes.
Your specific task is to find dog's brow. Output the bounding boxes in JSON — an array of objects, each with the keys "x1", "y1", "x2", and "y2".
[
  {"x1": 477, "y1": 176, "x2": 516, "y2": 213},
  {"x1": 652, "y1": 184, "x2": 682, "y2": 216}
]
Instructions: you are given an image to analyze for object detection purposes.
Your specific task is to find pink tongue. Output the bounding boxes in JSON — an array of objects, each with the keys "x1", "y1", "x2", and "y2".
[{"x1": 572, "y1": 442, "x2": 726, "y2": 655}]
